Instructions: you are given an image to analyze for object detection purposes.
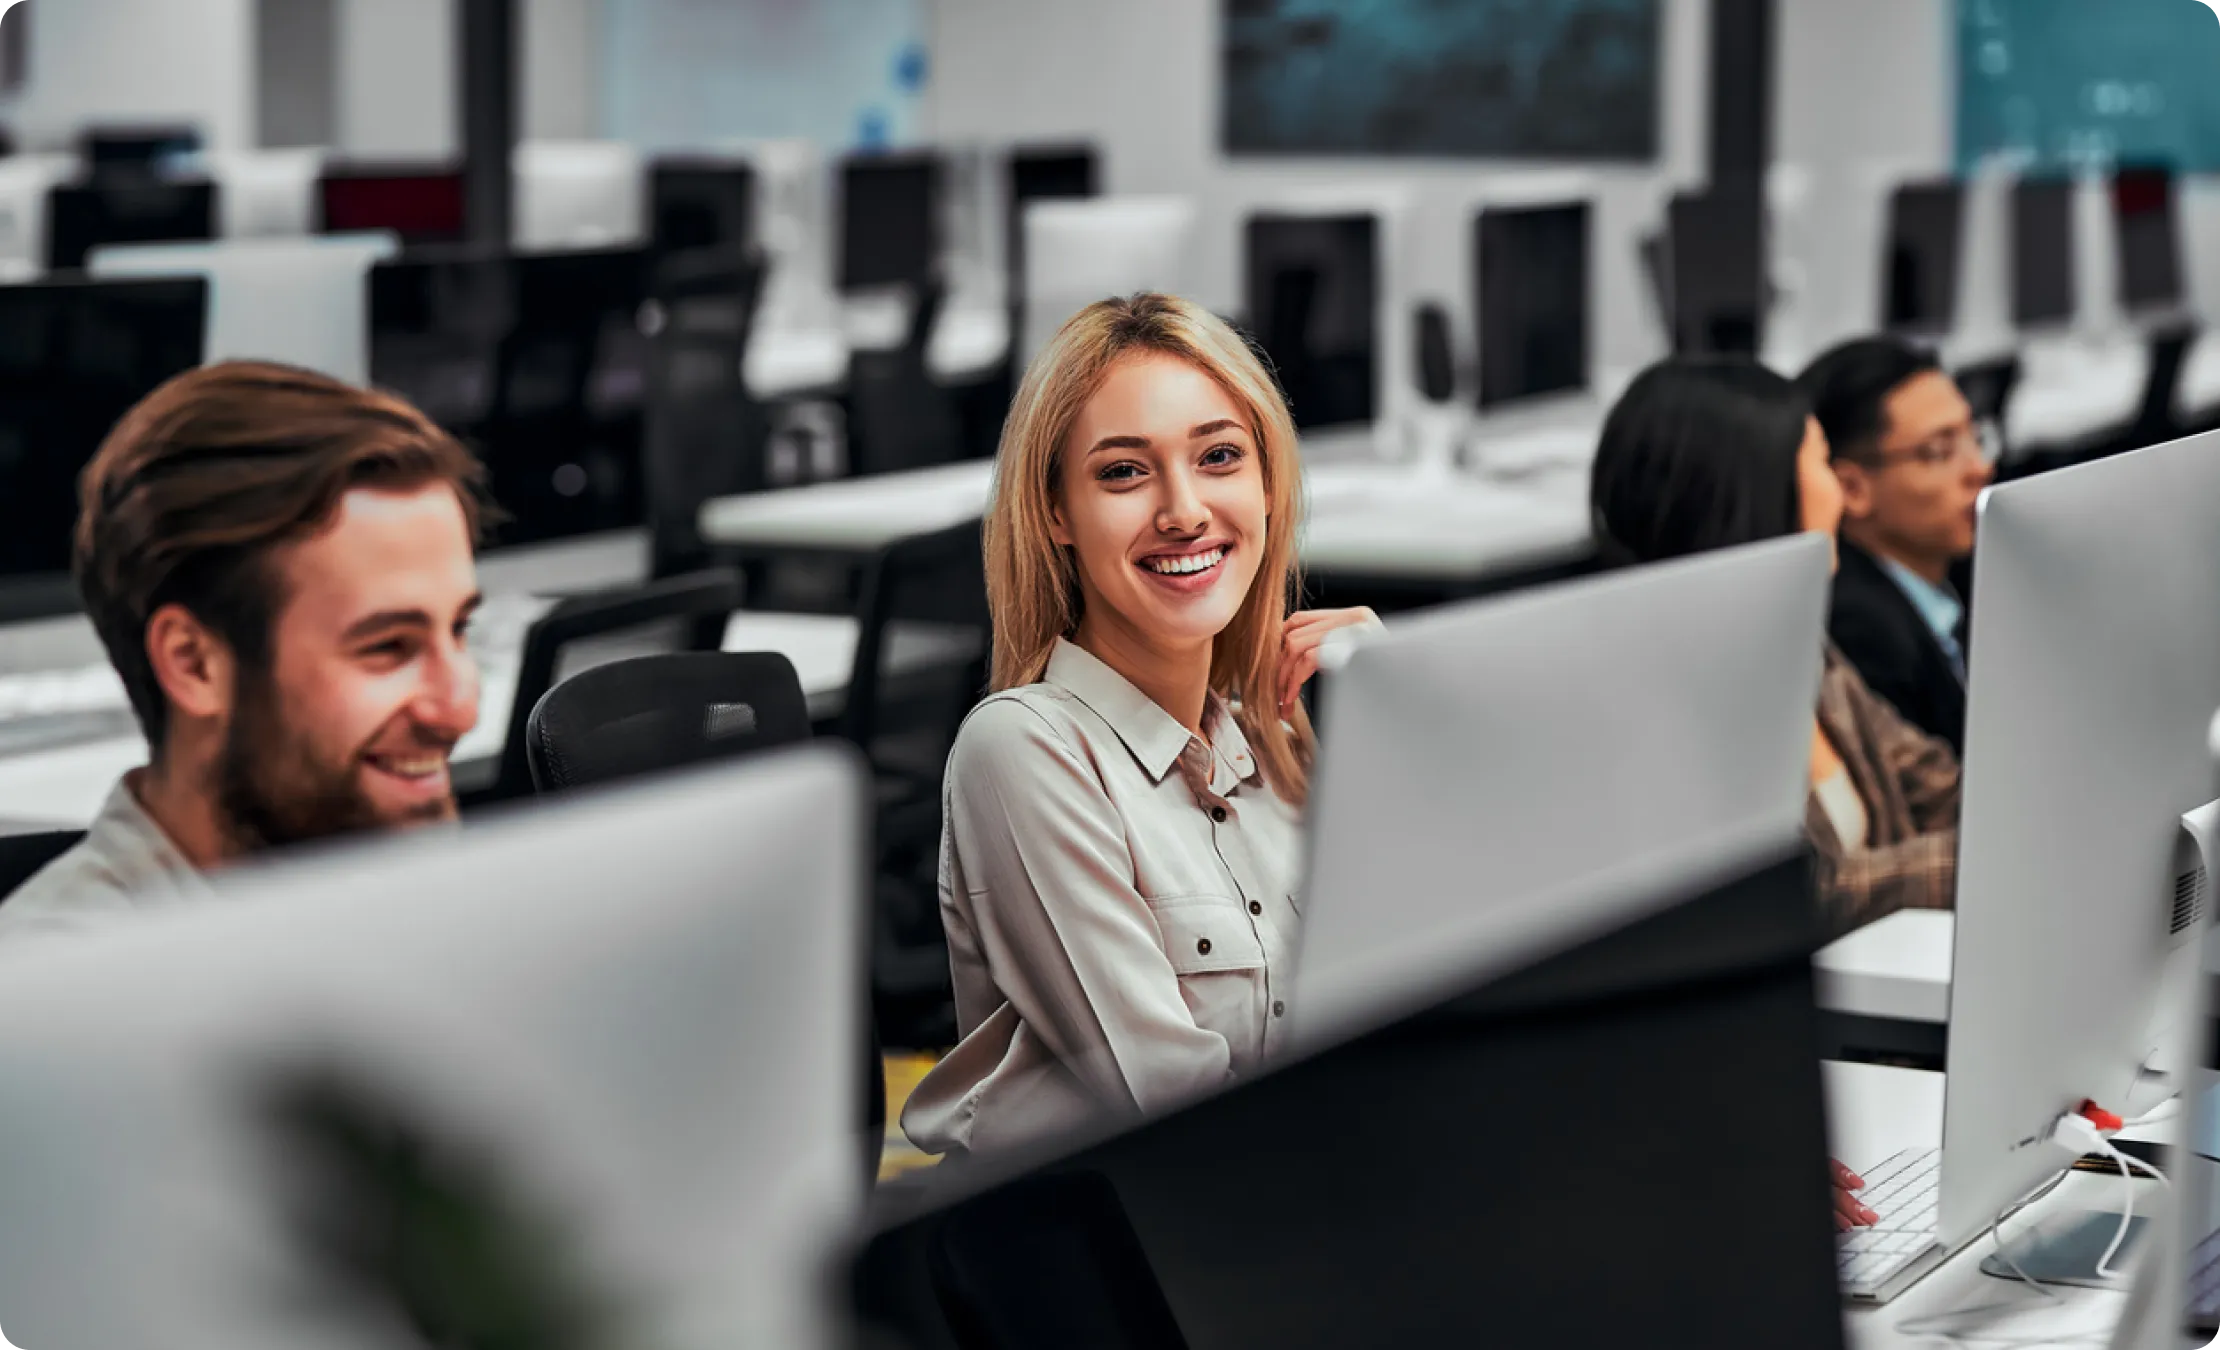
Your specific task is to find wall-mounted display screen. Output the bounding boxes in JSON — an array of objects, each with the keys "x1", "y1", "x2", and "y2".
[{"x1": 1224, "y1": 0, "x2": 1660, "y2": 161}]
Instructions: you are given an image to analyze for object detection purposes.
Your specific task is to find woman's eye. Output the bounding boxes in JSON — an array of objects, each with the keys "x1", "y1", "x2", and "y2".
[
  {"x1": 1097, "y1": 461, "x2": 1143, "y2": 482},
  {"x1": 1201, "y1": 444, "x2": 1245, "y2": 467}
]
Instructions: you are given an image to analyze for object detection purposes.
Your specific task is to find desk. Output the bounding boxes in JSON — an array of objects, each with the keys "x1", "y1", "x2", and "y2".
[
  {"x1": 0, "y1": 610, "x2": 866, "y2": 830},
  {"x1": 2008, "y1": 336, "x2": 2149, "y2": 454},
  {"x1": 1827, "y1": 1060, "x2": 2143, "y2": 1349},
  {"x1": 1818, "y1": 912, "x2": 1953, "y2": 1022},
  {"x1": 699, "y1": 439, "x2": 1599, "y2": 591}
]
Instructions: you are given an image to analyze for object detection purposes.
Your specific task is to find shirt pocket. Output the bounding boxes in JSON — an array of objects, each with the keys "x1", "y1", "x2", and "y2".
[{"x1": 1147, "y1": 893, "x2": 1269, "y2": 1063}]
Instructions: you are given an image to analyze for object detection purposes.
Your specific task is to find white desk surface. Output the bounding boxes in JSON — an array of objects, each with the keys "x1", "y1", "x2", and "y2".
[
  {"x1": 744, "y1": 303, "x2": 1011, "y2": 399},
  {"x1": 699, "y1": 440, "x2": 1598, "y2": 583},
  {"x1": 1828, "y1": 1060, "x2": 2143, "y2": 1349},
  {"x1": 2008, "y1": 336, "x2": 2149, "y2": 452},
  {"x1": 1816, "y1": 910, "x2": 1954, "y2": 1025},
  {"x1": 0, "y1": 611, "x2": 863, "y2": 831},
  {"x1": 2177, "y1": 330, "x2": 2220, "y2": 418}
]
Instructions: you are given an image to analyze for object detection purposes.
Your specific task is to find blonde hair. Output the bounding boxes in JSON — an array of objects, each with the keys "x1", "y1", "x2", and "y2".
[{"x1": 985, "y1": 292, "x2": 1315, "y2": 805}]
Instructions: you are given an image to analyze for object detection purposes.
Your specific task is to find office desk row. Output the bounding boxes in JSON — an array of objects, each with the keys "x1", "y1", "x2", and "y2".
[
  {"x1": 0, "y1": 608, "x2": 873, "y2": 830},
  {"x1": 697, "y1": 422, "x2": 1602, "y2": 590}
]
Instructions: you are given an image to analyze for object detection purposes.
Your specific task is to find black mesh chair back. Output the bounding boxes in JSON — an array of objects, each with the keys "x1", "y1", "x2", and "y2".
[
  {"x1": 925, "y1": 1170, "x2": 1191, "y2": 1350},
  {"x1": 843, "y1": 518, "x2": 989, "y2": 1047},
  {"x1": 478, "y1": 569, "x2": 743, "y2": 806},
  {"x1": 1413, "y1": 301, "x2": 1455, "y2": 404},
  {"x1": 848, "y1": 277, "x2": 964, "y2": 477},
  {"x1": 2132, "y1": 320, "x2": 2197, "y2": 450},
  {"x1": 842, "y1": 516, "x2": 991, "y2": 762},
  {"x1": 518, "y1": 650, "x2": 885, "y2": 1180},
  {"x1": 0, "y1": 829, "x2": 84, "y2": 904},
  {"x1": 642, "y1": 247, "x2": 771, "y2": 578},
  {"x1": 525, "y1": 651, "x2": 809, "y2": 793}
]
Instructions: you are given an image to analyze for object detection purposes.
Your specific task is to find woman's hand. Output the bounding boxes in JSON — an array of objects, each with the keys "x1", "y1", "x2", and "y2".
[
  {"x1": 1279, "y1": 608, "x2": 1383, "y2": 715},
  {"x1": 1831, "y1": 1158, "x2": 1879, "y2": 1231}
]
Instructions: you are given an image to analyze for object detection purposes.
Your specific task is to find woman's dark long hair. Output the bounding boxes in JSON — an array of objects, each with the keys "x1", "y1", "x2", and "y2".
[{"x1": 1589, "y1": 358, "x2": 1814, "y2": 567}]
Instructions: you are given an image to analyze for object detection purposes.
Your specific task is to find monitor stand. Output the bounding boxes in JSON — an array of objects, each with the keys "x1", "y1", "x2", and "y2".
[
  {"x1": 1401, "y1": 402, "x2": 1469, "y2": 479},
  {"x1": 1978, "y1": 1208, "x2": 2151, "y2": 1291}
]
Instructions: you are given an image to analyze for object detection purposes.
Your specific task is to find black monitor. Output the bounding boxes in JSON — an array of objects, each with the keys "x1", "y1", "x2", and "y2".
[
  {"x1": 1883, "y1": 181, "x2": 1964, "y2": 337},
  {"x1": 847, "y1": 847, "x2": 1846, "y2": 1349},
  {"x1": 839, "y1": 152, "x2": 941, "y2": 293},
  {"x1": 1005, "y1": 143, "x2": 1099, "y2": 296},
  {"x1": 0, "y1": 276, "x2": 206, "y2": 617},
  {"x1": 2011, "y1": 176, "x2": 2076, "y2": 329},
  {"x1": 1665, "y1": 186, "x2": 1765, "y2": 356},
  {"x1": 1244, "y1": 212, "x2": 1378, "y2": 430},
  {"x1": 1474, "y1": 200, "x2": 1589, "y2": 408},
  {"x1": 647, "y1": 157, "x2": 756, "y2": 262},
  {"x1": 319, "y1": 163, "x2": 468, "y2": 247},
  {"x1": 80, "y1": 124, "x2": 202, "y2": 177},
  {"x1": 369, "y1": 246, "x2": 649, "y2": 549},
  {"x1": 45, "y1": 178, "x2": 217, "y2": 272},
  {"x1": 2113, "y1": 164, "x2": 2184, "y2": 316}
]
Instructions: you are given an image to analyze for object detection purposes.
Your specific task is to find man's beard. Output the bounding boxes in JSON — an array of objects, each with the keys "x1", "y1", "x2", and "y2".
[{"x1": 213, "y1": 672, "x2": 457, "y2": 856}]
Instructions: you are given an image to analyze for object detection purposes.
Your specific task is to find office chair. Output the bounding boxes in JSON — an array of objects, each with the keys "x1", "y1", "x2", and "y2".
[
  {"x1": 2128, "y1": 319, "x2": 2197, "y2": 454},
  {"x1": 482, "y1": 248, "x2": 649, "y2": 544},
  {"x1": 640, "y1": 247, "x2": 772, "y2": 580},
  {"x1": 519, "y1": 650, "x2": 885, "y2": 1182},
  {"x1": 842, "y1": 519, "x2": 990, "y2": 1049},
  {"x1": 847, "y1": 276, "x2": 965, "y2": 477},
  {"x1": 1413, "y1": 302, "x2": 1456, "y2": 404},
  {"x1": 926, "y1": 1170, "x2": 1191, "y2": 1350},
  {"x1": 472, "y1": 569, "x2": 744, "y2": 808},
  {"x1": 0, "y1": 829, "x2": 84, "y2": 903},
  {"x1": 523, "y1": 650, "x2": 810, "y2": 793}
]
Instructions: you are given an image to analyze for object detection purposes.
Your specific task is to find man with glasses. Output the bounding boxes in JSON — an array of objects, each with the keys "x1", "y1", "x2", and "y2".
[{"x1": 1797, "y1": 337, "x2": 1998, "y2": 754}]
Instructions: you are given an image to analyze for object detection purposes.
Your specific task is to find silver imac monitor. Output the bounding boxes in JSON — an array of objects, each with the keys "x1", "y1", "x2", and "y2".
[
  {"x1": 0, "y1": 745, "x2": 867, "y2": 1350},
  {"x1": 1294, "y1": 531, "x2": 1830, "y2": 1047},
  {"x1": 1939, "y1": 431, "x2": 2220, "y2": 1283}
]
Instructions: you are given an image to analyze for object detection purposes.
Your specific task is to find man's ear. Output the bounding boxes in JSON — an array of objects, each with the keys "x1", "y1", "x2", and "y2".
[
  {"x1": 145, "y1": 604, "x2": 236, "y2": 727},
  {"x1": 1833, "y1": 459, "x2": 1878, "y2": 523}
]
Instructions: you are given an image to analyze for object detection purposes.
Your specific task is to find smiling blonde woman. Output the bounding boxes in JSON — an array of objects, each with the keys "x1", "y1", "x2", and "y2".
[{"x1": 901, "y1": 293, "x2": 1378, "y2": 1161}]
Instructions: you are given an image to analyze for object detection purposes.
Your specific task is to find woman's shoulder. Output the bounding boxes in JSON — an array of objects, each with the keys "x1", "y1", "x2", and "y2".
[{"x1": 952, "y1": 682, "x2": 1094, "y2": 762}]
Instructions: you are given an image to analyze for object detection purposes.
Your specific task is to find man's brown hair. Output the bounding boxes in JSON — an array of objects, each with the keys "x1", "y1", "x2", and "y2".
[{"x1": 75, "y1": 361, "x2": 493, "y2": 751}]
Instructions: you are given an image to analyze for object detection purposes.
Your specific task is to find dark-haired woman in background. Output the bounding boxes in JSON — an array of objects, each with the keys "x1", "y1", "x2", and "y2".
[{"x1": 1589, "y1": 358, "x2": 1959, "y2": 940}]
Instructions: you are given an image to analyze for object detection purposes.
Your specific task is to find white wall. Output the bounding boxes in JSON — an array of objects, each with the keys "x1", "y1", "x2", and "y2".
[
  {"x1": 334, "y1": 0, "x2": 600, "y2": 157},
  {"x1": 924, "y1": 0, "x2": 1711, "y2": 382},
  {"x1": 525, "y1": 0, "x2": 599, "y2": 141},
  {"x1": 335, "y1": 0, "x2": 454, "y2": 156},
  {"x1": 597, "y1": 0, "x2": 926, "y2": 154},
  {"x1": 1772, "y1": 0, "x2": 1954, "y2": 354},
  {"x1": 5, "y1": 0, "x2": 257, "y2": 151}
]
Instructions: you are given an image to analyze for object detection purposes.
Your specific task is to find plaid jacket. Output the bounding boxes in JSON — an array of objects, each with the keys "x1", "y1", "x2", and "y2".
[{"x1": 1808, "y1": 644, "x2": 1961, "y2": 939}]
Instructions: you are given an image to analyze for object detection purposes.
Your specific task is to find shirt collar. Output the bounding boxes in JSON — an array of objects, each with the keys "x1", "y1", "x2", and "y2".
[
  {"x1": 1875, "y1": 556, "x2": 1965, "y2": 651},
  {"x1": 102, "y1": 770, "x2": 207, "y2": 886},
  {"x1": 1042, "y1": 639, "x2": 1258, "y2": 789}
]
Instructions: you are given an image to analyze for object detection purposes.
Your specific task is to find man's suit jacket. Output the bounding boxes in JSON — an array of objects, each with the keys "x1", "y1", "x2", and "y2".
[{"x1": 1827, "y1": 538, "x2": 1967, "y2": 755}]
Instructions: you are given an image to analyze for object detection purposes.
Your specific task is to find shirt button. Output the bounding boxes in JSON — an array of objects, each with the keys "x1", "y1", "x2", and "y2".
[
  {"x1": 1210, "y1": 806, "x2": 1228, "y2": 823},
  {"x1": 1197, "y1": 938, "x2": 1212, "y2": 956},
  {"x1": 1272, "y1": 1001, "x2": 1286, "y2": 1017},
  {"x1": 1248, "y1": 900, "x2": 1262, "y2": 916}
]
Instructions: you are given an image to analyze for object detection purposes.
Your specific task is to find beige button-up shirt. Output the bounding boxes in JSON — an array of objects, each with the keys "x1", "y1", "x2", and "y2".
[{"x1": 902, "y1": 639, "x2": 1303, "y2": 1160}]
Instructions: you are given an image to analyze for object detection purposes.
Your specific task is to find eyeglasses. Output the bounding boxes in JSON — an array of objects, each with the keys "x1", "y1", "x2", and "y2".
[{"x1": 1867, "y1": 418, "x2": 2002, "y2": 470}]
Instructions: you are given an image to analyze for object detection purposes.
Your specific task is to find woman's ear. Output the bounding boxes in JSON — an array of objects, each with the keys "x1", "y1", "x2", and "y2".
[{"x1": 1047, "y1": 498, "x2": 1073, "y2": 547}]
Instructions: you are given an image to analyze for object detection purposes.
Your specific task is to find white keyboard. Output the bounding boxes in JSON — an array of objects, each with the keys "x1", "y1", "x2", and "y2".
[{"x1": 1838, "y1": 1147, "x2": 1942, "y2": 1297}]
